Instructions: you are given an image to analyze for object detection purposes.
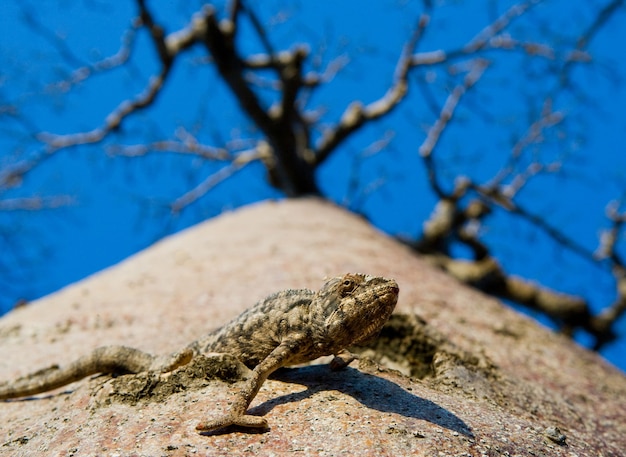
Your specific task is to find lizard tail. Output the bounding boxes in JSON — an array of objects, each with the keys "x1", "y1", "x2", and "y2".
[{"x1": 0, "y1": 346, "x2": 167, "y2": 400}]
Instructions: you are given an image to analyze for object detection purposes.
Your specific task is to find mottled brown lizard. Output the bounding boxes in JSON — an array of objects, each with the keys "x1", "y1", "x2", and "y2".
[{"x1": 0, "y1": 273, "x2": 399, "y2": 432}]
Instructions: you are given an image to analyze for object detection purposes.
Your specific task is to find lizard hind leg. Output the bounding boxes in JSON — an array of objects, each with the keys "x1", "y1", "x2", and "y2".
[{"x1": 149, "y1": 348, "x2": 194, "y2": 373}]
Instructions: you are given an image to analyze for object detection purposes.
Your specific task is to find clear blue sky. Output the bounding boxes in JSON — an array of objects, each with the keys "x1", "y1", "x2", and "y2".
[{"x1": 1, "y1": 1, "x2": 625, "y2": 370}]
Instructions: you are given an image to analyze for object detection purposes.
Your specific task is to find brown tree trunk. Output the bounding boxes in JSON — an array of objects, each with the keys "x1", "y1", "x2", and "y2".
[{"x1": 0, "y1": 198, "x2": 624, "y2": 455}]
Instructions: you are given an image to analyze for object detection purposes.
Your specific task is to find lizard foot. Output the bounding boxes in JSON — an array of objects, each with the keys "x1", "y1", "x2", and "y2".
[
  {"x1": 329, "y1": 349, "x2": 357, "y2": 371},
  {"x1": 195, "y1": 414, "x2": 268, "y2": 432}
]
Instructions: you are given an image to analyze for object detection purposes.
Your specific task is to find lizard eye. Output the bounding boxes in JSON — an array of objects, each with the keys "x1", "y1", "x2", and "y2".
[{"x1": 339, "y1": 278, "x2": 357, "y2": 296}]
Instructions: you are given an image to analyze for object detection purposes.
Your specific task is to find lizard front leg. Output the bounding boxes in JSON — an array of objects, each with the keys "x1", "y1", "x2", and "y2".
[{"x1": 195, "y1": 339, "x2": 303, "y2": 432}]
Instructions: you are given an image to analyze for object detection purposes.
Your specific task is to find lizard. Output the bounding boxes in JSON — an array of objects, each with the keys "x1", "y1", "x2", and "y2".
[{"x1": 0, "y1": 273, "x2": 399, "y2": 432}]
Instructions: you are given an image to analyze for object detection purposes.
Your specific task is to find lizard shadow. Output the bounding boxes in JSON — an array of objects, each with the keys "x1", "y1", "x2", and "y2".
[{"x1": 250, "y1": 364, "x2": 474, "y2": 438}]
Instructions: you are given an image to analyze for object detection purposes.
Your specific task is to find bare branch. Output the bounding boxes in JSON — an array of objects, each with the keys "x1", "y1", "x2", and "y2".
[
  {"x1": 411, "y1": 0, "x2": 548, "y2": 66},
  {"x1": 344, "y1": 131, "x2": 395, "y2": 210},
  {"x1": 419, "y1": 60, "x2": 489, "y2": 159},
  {"x1": 462, "y1": 0, "x2": 542, "y2": 54},
  {"x1": 28, "y1": 0, "x2": 182, "y2": 154},
  {"x1": 0, "y1": 196, "x2": 76, "y2": 211},
  {"x1": 106, "y1": 128, "x2": 231, "y2": 160},
  {"x1": 418, "y1": 60, "x2": 489, "y2": 197},
  {"x1": 485, "y1": 99, "x2": 565, "y2": 198},
  {"x1": 591, "y1": 265, "x2": 626, "y2": 348},
  {"x1": 37, "y1": 69, "x2": 171, "y2": 150},
  {"x1": 170, "y1": 163, "x2": 243, "y2": 214},
  {"x1": 227, "y1": 0, "x2": 243, "y2": 31},
  {"x1": 19, "y1": 4, "x2": 88, "y2": 69},
  {"x1": 558, "y1": 0, "x2": 624, "y2": 89},
  {"x1": 315, "y1": 14, "x2": 431, "y2": 163},
  {"x1": 170, "y1": 143, "x2": 267, "y2": 213},
  {"x1": 48, "y1": 21, "x2": 140, "y2": 93},
  {"x1": 596, "y1": 200, "x2": 626, "y2": 263},
  {"x1": 239, "y1": 1, "x2": 277, "y2": 58},
  {"x1": 198, "y1": 7, "x2": 319, "y2": 196},
  {"x1": 136, "y1": 0, "x2": 173, "y2": 66},
  {"x1": 477, "y1": 184, "x2": 598, "y2": 262},
  {"x1": 576, "y1": 0, "x2": 624, "y2": 50}
]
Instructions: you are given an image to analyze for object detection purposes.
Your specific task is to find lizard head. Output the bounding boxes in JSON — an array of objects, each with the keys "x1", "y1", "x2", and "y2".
[{"x1": 315, "y1": 273, "x2": 399, "y2": 348}]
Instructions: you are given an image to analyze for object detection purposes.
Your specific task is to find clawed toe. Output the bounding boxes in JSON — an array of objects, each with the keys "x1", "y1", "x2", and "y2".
[{"x1": 196, "y1": 414, "x2": 268, "y2": 432}]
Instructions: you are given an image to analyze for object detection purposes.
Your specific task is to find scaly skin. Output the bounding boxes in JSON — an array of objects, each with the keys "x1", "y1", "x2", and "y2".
[{"x1": 0, "y1": 273, "x2": 399, "y2": 433}]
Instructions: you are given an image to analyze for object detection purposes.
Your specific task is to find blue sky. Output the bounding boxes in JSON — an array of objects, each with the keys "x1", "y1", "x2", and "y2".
[{"x1": 1, "y1": 1, "x2": 625, "y2": 370}]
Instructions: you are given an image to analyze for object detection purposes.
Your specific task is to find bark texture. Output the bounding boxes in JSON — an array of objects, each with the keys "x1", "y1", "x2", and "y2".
[{"x1": 0, "y1": 198, "x2": 624, "y2": 456}]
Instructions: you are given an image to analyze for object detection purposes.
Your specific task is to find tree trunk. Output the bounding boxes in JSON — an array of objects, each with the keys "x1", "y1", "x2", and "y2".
[{"x1": 0, "y1": 198, "x2": 623, "y2": 455}]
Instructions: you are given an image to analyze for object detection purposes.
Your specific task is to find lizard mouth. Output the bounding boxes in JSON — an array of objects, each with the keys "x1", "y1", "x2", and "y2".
[{"x1": 353, "y1": 282, "x2": 398, "y2": 343}]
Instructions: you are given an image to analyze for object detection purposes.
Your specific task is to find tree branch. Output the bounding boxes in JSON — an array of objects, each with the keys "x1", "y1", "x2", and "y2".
[{"x1": 315, "y1": 14, "x2": 430, "y2": 164}]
